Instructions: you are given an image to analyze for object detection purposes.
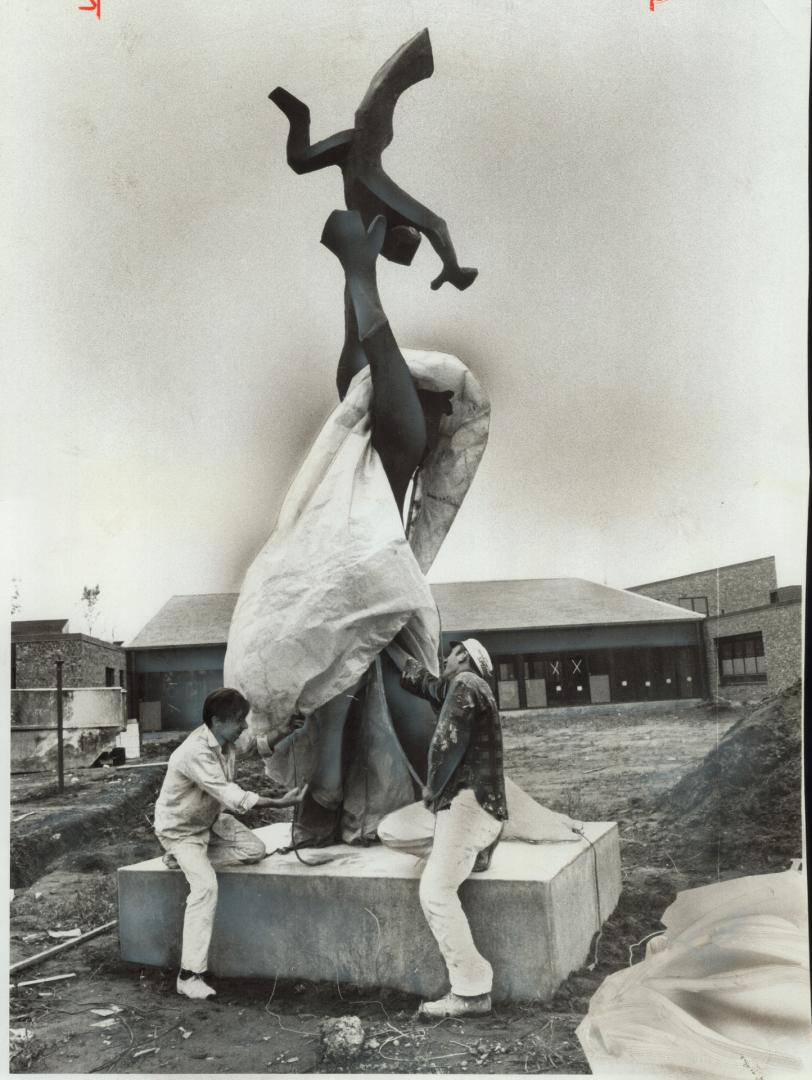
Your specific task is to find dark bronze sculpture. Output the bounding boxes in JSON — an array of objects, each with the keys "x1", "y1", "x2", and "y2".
[
  {"x1": 232, "y1": 29, "x2": 485, "y2": 847},
  {"x1": 271, "y1": 27, "x2": 473, "y2": 471},
  {"x1": 269, "y1": 28, "x2": 477, "y2": 293}
]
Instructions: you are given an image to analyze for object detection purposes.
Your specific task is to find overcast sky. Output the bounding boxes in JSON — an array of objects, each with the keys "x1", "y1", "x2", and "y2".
[{"x1": 2, "y1": 0, "x2": 808, "y2": 643}]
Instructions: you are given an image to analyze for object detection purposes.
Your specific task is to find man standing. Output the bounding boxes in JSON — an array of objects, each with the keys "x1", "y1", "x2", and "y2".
[
  {"x1": 154, "y1": 687, "x2": 305, "y2": 1000},
  {"x1": 395, "y1": 638, "x2": 507, "y2": 1019}
]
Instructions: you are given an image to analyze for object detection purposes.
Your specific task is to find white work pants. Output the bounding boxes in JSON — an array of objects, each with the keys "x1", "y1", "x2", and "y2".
[
  {"x1": 158, "y1": 814, "x2": 266, "y2": 974},
  {"x1": 383, "y1": 788, "x2": 502, "y2": 997}
]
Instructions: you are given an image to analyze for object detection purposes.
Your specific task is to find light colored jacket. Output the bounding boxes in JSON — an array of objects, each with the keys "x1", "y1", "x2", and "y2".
[{"x1": 154, "y1": 724, "x2": 259, "y2": 842}]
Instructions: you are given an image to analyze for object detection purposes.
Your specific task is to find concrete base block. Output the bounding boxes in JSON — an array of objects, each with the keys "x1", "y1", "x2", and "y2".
[{"x1": 118, "y1": 821, "x2": 621, "y2": 1002}]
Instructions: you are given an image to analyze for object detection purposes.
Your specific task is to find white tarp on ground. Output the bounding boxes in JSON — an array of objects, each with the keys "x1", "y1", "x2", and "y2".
[
  {"x1": 224, "y1": 348, "x2": 490, "y2": 730},
  {"x1": 378, "y1": 776, "x2": 580, "y2": 846},
  {"x1": 576, "y1": 867, "x2": 811, "y2": 1077}
]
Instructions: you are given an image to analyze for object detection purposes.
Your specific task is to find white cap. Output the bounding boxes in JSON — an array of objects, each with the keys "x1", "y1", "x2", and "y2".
[{"x1": 451, "y1": 638, "x2": 493, "y2": 680}]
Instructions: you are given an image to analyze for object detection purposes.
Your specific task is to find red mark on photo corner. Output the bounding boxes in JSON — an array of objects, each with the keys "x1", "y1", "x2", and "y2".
[
  {"x1": 650, "y1": 0, "x2": 669, "y2": 9},
  {"x1": 79, "y1": 0, "x2": 101, "y2": 19}
]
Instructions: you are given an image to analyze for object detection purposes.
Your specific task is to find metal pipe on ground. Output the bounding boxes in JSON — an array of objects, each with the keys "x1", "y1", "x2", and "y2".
[
  {"x1": 9, "y1": 920, "x2": 118, "y2": 977},
  {"x1": 55, "y1": 658, "x2": 64, "y2": 794}
]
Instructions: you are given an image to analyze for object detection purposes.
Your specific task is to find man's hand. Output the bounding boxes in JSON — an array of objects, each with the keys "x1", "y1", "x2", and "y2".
[
  {"x1": 256, "y1": 784, "x2": 309, "y2": 809},
  {"x1": 256, "y1": 714, "x2": 307, "y2": 757}
]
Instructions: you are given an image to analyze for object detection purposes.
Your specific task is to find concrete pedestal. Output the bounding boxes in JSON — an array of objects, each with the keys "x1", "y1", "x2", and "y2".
[{"x1": 118, "y1": 821, "x2": 621, "y2": 1002}]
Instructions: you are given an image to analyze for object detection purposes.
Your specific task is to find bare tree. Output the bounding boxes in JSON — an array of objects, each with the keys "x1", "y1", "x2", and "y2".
[
  {"x1": 10, "y1": 577, "x2": 21, "y2": 617},
  {"x1": 80, "y1": 584, "x2": 101, "y2": 636}
]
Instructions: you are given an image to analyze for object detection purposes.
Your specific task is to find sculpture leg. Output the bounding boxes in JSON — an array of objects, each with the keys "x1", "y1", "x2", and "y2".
[
  {"x1": 268, "y1": 87, "x2": 353, "y2": 175},
  {"x1": 352, "y1": 174, "x2": 478, "y2": 291},
  {"x1": 380, "y1": 650, "x2": 435, "y2": 779},
  {"x1": 336, "y1": 282, "x2": 367, "y2": 400},
  {"x1": 322, "y1": 209, "x2": 427, "y2": 514},
  {"x1": 292, "y1": 679, "x2": 364, "y2": 847}
]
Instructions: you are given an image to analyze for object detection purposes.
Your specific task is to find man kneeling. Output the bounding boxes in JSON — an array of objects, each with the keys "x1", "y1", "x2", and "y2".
[
  {"x1": 154, "y1": 687, "x2": 305, "y2": 1000},
  {"x1": 387, "y1": 638, "x2": 507, "y2": 1019}
]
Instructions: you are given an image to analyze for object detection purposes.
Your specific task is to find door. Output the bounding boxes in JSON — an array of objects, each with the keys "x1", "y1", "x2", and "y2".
[
  {"x1": 675, "y1": 647, "x2": 699, "y2": 698},
  {"x1": 523, "y1": 656, "x2": 547, "y2": 708},
  {"x1": 545, "y1": 657, "x2": 567, "y2": 705},
  {"x1": 611, "y1": 649, "x2": 638, "y2": 702},
  {"x1": 657, "y1": 649, "x2": 679, "y2": 699},
  {"x1": 637, "y1": 650, "x2": 658, "y2": 701},
  {"x1": 563, "y1": 655, "x2": 590, "y2": 705}
]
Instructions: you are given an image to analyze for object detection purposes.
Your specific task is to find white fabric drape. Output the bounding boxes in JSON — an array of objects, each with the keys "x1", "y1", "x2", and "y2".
[
  {"x1": 576, "y1": 868, "x2": 811, "y2": 1077},
  {"x1": 224, "y1": 349, "x2": 490, "y2": 730}
]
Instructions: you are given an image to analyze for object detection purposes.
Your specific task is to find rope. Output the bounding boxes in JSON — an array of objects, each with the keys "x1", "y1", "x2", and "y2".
[
  {"x1": 571, "y1": 824, "x2": 604, "y2": 970},
  {"x1": 404, "y1": 465, "x2": 422, "y2": 540}
]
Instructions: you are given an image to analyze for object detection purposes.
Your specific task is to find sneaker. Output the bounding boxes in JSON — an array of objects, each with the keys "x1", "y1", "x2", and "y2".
[
  {"x1": 418, "y1": 991, "x2": 491, "y2": 1020},
  {"x1": 176, "y1": 971, "x2": 216, "y2": 1000},
  {"x1": 162, "y1": 853, "x2": 180, "y2": 871}
]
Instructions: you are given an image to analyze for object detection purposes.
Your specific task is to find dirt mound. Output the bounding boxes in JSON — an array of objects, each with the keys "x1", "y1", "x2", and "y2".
[
  {"x1": 659, "y1": 681, "x2": 802, "y2": 868},
  {"x1": 10, "y1": 770, "x2": 163, "y2": 889}
]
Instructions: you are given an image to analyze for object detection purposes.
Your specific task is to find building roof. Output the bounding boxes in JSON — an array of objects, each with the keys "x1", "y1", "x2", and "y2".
[
  {"x1": 430, "y1": 578, "x2": 704, "y2": 633},
  {"x1": 12, "y1": 619, "x2": 69, "y2": 638},
  {"x1": 126, "y1": 594, "x2": 240, "y2": 649},
  {"x1": 629, "y1": 555, "x2": 775, "y2": 590},
  {"x1": 128, "y1": 578, "x2": 701, "y2": 649}
]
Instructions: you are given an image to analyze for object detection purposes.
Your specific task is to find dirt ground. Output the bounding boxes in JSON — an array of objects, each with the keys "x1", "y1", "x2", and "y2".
[{"x1": 8, "y1": 692, "x2": 803, "y2": 1074}]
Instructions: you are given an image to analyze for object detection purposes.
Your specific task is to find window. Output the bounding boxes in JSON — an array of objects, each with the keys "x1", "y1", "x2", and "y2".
[
  {"x1": 119, "y1": 669, "x2": 125, "y2": 687},
  {"x1": 495, "y1": 656, "x2": 520, "y2": 710},
  {"x1": 678, "y1": 596, "x2": 709, "y2": 614},
  {"x1": 717, "y1": 633, "x2": 766, "y2": 683},
  {"x1": 105, "y1": 667, "x2": 115, "y2": 687}
]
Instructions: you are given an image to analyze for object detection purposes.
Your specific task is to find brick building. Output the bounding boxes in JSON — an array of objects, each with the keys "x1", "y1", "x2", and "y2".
[
  {"x1": 11, "y1": 619, "x2": 127, "y2": 692},
  {"x1": 629, "y1": 556, "x2": 802, "y2": 702},
  {"x1": 128, "y1": 582, "x2": 706, "y2": 729},
  {"x1": 432, "y1": 579, "x2": 705, "y2": 710}
]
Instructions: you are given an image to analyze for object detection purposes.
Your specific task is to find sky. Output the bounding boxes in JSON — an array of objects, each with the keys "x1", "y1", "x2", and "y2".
[{"x1": 1, "y1": 0, "x2": 809, "y2": 644}]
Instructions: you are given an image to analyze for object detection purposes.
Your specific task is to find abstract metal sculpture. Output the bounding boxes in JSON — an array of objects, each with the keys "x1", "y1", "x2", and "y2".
[
  {"x1": 270, "y1": 29, "x2": 477, "y2": 291},
  {"x1": 271, "y1": 28, "x2": 475, "y2": 472},
  {"x1": 225, "y1": 30, "x2": 489, "y2": 848}
]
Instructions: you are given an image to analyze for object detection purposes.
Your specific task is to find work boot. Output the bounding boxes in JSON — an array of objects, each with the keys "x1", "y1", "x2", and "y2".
[
  {"x1": 418, "y1": 991, "x2": 491, "y2": 1020},
  {"x1": 176, "y1": 970, "x2": 216, "y2": 1000}
]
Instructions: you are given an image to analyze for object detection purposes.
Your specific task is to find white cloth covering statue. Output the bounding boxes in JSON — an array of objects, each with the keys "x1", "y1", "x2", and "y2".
[{"x1": 225, "y1": 31, "x2": 577, "y2": 849}]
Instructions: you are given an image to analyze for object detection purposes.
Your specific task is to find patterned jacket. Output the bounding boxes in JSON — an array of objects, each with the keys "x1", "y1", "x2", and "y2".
[{"x1": 400, "y1": 659, "x2": 508, "y2": 821}]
